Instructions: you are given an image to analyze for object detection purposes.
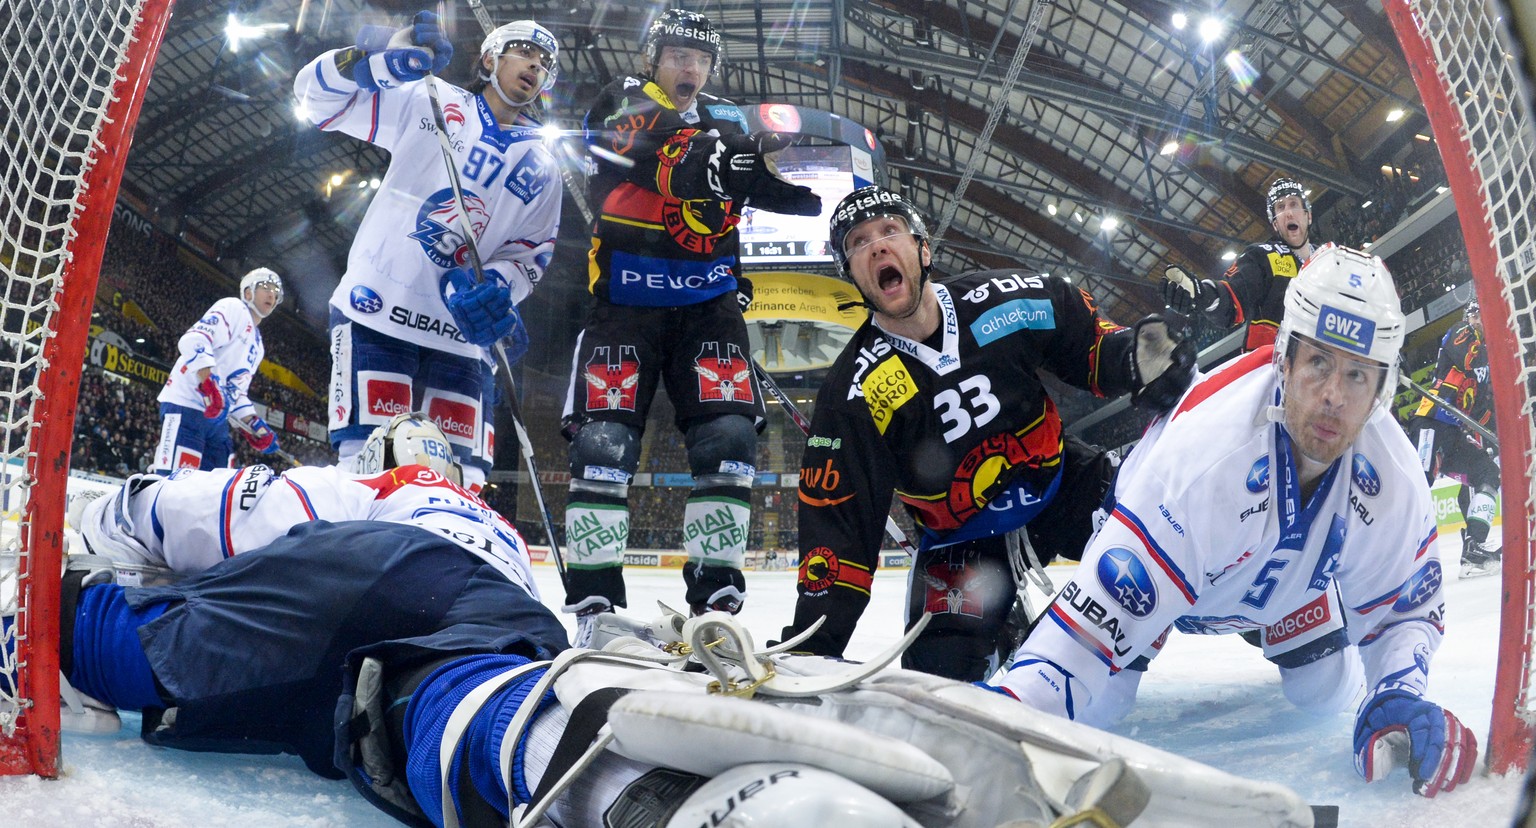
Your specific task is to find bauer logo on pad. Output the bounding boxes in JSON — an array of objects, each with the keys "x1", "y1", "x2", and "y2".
[{"x1": 1315, "y1": 304, "x2": 1375, "y2": 355}]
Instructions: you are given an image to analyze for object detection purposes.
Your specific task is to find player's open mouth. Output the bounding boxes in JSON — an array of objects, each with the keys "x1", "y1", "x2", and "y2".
[
  {"x1": 877, "y1": 264, "x2": 902, "y2": 291},
  {"x1": 518, "y1": 70, "x2": 540, "y2": 89},
  {"x1": 1286, "y1": 222, "x2": 1301, "y2": 233},
  {"x1": 675, "y1": 82, "x2": 697, "y2": 99}
]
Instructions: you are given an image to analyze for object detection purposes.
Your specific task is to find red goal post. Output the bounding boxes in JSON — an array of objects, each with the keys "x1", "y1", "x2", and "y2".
[
  {"x1": 1383, "y1": 0, "x2": 1536, "y2": 776},
  {"x1": 0, "y1": 0, "x2": 173, "y2": 776}
]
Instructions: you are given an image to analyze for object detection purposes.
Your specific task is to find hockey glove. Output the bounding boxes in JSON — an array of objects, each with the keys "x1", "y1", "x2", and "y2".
[
  {"x1": 1353, "y1": 687, "x2": 1477, "y2": 797},
  {"x1": 196, "y1": 375, "x2": 225, "y2": 419},
  {"x1": 736, "y1": 276, "x2": 754, "y2": 314},
  {"x1": 241, "y1": 417, "x2": 279, "y2": 455},
  {"x1": 1128, "y1": 316, "x2": 1197, "y2": 412},
  {"x1": 719, "y1": 133, "x2": 822, "y2": 216},
  {"x1": 440, "y1": 266, "x2": 519, "y2": 348},
  {"x1": 350, "y1": 11, "x2": 452, "y2": 92},
  {"x1": 1162, "y1": 266, "x2": 1219, "y2": 317}
]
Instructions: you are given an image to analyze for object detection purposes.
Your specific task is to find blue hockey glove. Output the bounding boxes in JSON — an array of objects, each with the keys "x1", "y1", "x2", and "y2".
[
  {"x1": 352, "y1": 11, "x2": 452, "y2": 92},
  {"x1": 241, "y1": 417, "x2": 279, "y2": 455},
  {"x1": 440, "y1": 266, "x2": 518, "y2": 348},
  {"x1": 1353, "y1": 688, "x2": 1477, "y2": 797}
]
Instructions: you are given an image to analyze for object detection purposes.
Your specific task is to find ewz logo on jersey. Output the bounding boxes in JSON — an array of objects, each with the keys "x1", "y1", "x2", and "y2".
[
  {"x1": 1315, "y1": 304, "x2": 1376, "y2": 355},
  {"x1": 1351, "y1": 453, "x2": 1381, "y2": 497},
  {"x1": 350, "y1": 285, "x2": 384, "y2": 315},
  {"x1": 1246, "y1": 455, "x2": 1270, "y2": 493},
  {"x1": 1096, "y1": 546, "x2": 1157, "y2": 617},
  {"x1": 409, "y1": 188, "x2": 492, "y2": 269},
  {"x1": 1393, "y1": 560, "x2": 1443, "y2": 611}
]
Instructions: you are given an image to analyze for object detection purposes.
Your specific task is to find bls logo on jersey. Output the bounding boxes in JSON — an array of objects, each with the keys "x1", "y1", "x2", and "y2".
[
  {"x1": 583, "y1": 346, "x2": 640, "y2": 412},
  {"x1": 409, "y1": 188, "x2": 491, "y2": 269},
  {"x1": 695, "y1": 342, "x2": 756, "y2": 404}
]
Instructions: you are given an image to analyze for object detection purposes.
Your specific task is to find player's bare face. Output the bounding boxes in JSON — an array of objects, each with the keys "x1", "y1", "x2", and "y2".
[
  {"x1": 655, "y1": 46, "x2": 712, "y2": 109},
  {"x1": 488, "y1": 43, "x2": 552, "y2": 107},
  {"x1": 1282, "y1": 337, "x2": 1384, "y2": 470},
  {"x1": 247, "y1": 285, "x2": 280, "y2": 318},
  {"x1": 1270, "y1": 195, "x2": 1310, "y2": 248},
  {"x1": 844, "y1": 216, "x2": 928, "y2": 320}
]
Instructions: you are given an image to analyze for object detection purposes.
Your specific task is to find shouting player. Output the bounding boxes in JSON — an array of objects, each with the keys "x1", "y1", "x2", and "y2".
[
  {"x1": 779, "y1": 186, "x2": 1197, "y2": 681},
  {"x1": 1000, "y1": 245, "x2": 1477, "y2": 798},
  {"x1": 152, "y1": 267, "x2": 283, "y2": 473},
  {"x1": 294, "y1": 12, "x2": 561, "y2": 489},
  {"x1": 558, "y1": 9, "x2": 821, "y2": 636},
  {"x1": 1164, "y1": 177, "x2": 1320, "y2": 352}
]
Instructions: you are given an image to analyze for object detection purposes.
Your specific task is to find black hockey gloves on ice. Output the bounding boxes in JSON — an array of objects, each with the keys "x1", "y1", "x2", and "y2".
[
  {"x1": 1127, "y1": 315, "x2": 1197, "y2": 412},
  {"x1": 719, "y1": 132, "x2": 823, "y2": 216},
  {"x1": 343, "y1": 10, "x2": 454, "y2": 92}
]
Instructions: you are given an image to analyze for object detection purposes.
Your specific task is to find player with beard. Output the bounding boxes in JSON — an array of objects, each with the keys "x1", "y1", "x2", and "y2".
[
  {"x1": 999, "y1": 245, "x2": 1476, "y2": 799},
  {"x1": 1163, "y1": 177, "x2": 1320, "y2": 352},
  {"x1": 779, "y1": 186, "x2": 1197, "y2": 681},
  {"x1": 559, "y1": 9, "x2": 821, "y2": 639}
]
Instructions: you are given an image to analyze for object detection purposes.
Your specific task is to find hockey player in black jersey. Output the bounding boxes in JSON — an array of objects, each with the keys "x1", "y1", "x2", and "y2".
[
  {"x1": 559, "y1": 9, "x2": 821, "y2": 639},
  {"x1": 1163, "y1": 176, "x2": 1319, "y2": 352},
  {"x1": 780, "y1": 186, "x2": 1198, "y2": 680}
]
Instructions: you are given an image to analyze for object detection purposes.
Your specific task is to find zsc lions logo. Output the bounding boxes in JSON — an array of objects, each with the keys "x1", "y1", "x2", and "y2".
[
  {"x1": 1352, "y1": 453, "x2": 1381, "y2": 497},
  {"x1": 1097, "y1": 546, "x2": 1157, "y2": 617},
  {"x1": 408, "y1": 188, "x2": 491, "y2": 269},
  {"x1": 1246, "y1": 456, "x2": 1270, "y2": 493},
  {"x1": 349, "y1": 285, "x2": 384, "y2": 314}
]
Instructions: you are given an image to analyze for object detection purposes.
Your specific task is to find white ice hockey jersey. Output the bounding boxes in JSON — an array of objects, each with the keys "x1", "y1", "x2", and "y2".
[
  {"x1": 86, "y1": 463, "x2": 539, "y2": 600},
  {"x1": 293, "y1": 51, "x2": 561, "y2": 360},
  {"x1": 157, "y1": 297, "x2": 264, "y2": 422},
  {"x1": 1012, "y1": 347, "x2": 1445, "y2": 715}
]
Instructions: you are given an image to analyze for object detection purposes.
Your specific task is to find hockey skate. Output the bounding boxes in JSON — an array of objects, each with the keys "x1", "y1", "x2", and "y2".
[{"x1": 1460, "y1": 535, "x2": 1502, "y2": 578}]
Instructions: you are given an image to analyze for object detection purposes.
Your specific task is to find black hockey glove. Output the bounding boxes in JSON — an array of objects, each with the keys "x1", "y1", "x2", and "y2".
[
  {"x1": 1128, "y1": 315, "x2": 1197, "y2": 412},
  {"x1": 1162, "y1": 266, "x2": 1219, "y2": 318},
  {"x1": 735, "y1": 276, "x2": 754, "y2": 314},
  {"x1": 719, "y1": 132, "x2": 822, "y2": 216}
]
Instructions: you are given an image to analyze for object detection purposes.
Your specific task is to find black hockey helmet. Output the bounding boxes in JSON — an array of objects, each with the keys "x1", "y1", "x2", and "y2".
[
  {"x1": 829, "y1": 186, "x2": 931, "y2": 282},
  {"x1": 1265, "y1": 177, "x2": 1311, "y2": 224},
  {"x1": 643, "y1": 9, "x2": 723, "y2": 75}
]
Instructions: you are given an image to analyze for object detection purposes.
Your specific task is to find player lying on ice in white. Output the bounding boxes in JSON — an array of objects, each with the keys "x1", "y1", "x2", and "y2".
[
  {"x1": 996, "y1": 245, "x2": 1477, "y2": 798},
  {"x1": 61, "y1": 423, "x2": 1323, "y2": 825}
]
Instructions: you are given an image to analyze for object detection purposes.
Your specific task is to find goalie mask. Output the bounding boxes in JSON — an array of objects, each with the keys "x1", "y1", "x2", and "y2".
[
  {"x1": 643, "y1": 9, "x2": 723, "y2": 75},
  {"x1": 1275, "y1": 243, "x2": 1405, "y2": 407},
  {"x1": 239, "y1": 268, "x2": 283, "y2": 319},
  {"x1": 478, "y1": 20, "x2": 559, "y2": 106},
  {"x1": 353, "y1": 412, "x2": 461, "y2": 485},
  {"x1": 829, "y1": 186, "x2": 932, "y2": 286}
]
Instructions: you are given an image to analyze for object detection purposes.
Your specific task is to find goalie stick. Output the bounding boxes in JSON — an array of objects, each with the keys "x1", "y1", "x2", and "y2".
[
  {"x1": 422, "y1": 72, "x2": 569, "y2": 584},
  {"x1": 749, "y1": 362, "x2": 920, "y2": 560},
  {"x1": 1398, "y1": 373, "x2": 1500, "y2": 449}
]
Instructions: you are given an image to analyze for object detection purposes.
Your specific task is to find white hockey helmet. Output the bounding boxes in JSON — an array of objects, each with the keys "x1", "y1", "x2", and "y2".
[
  {"x1": 239, "y1": 267, "x2": 283, "y2": 318},
  {"x1": 1275, "y1": 243, "x2": 1405, "y2": 405},
  {"x1": 353, "y1": 412, "x2": 461, "y2": 484},
  {"x1": 478, "y1": 20, "x2": 559, "y2": 98}
]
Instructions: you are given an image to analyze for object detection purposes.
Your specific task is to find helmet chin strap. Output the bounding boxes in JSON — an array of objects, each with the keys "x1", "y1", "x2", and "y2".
[
  {"x1": 487, "y1": 57, "x2": 538, "y2": 111},
  {"x1": 243, "y1": 293, "x2": 271, "y2": 320}
]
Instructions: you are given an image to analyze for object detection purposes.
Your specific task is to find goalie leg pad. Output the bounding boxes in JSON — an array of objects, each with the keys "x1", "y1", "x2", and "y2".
[{"x1": 662, "y1": 763, "x2": 920, "y2": 828}]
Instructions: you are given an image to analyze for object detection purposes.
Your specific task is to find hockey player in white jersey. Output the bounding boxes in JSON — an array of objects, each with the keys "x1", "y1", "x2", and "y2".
[
  {"x1": 152, "y1": 267, "x2": 283, "y2": 474},
  {"x1": 294, "y1": 12, "x2": 562, "y2": 489},
  {"x1": 74, "y1": 412, "x2": 541, "y2": 594},
  {"x1": 998, "y1": 245, "x2": 1477, "y2": 798}
]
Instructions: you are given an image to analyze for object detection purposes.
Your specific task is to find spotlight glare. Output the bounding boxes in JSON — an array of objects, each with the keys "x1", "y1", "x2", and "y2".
[
  {"x1": 1171, "y1": 12, "x2": 1188, "y2": 29},
  {"x1": 1198, "y1": 17, "x2": 1224, "y2": 43},
  {"x1": 1221, "y1": 250, "x2": 1237, "y2": 261},
  {"x1": 1386, "y1": 108, "x2": 1405, "y2": 122},
  {"x1": 1160, "y1": 140, "x2": 1179, "y2": 156}
]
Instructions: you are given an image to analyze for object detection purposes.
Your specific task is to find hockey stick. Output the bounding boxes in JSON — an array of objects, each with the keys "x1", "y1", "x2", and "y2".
[
  {"x1": 423, "y1": 73, "x2": 568, "y2": 583},
  {"x1": 749, "y1": 361, "x2": 921, "y2": 560},
  {"x1": 229, "y1": 415, "x2": 301, "y2": 468},
  {"x1": 1398, "y1": 373, "x2": 1499, "y2": 449}
]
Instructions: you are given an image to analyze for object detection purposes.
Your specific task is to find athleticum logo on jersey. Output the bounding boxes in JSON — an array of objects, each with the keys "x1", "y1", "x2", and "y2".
[
  {"x1": 350, "y1": 285, "x2": 384, "y2": 314},
  {"x1": 1097, "y1": 547, "x2": 1157, "y2": 617},
  {"x1": 409, "y1": 188, "x2": 491, "y2": 269},
  {"x1": 1351, "y1": 453, "x2": 1381, "y2": 497}
]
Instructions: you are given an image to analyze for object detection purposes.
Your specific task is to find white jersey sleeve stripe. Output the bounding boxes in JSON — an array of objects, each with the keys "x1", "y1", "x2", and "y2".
[{"x1": 1112, "y1": 506, "x2": 1198, "y2": 604}]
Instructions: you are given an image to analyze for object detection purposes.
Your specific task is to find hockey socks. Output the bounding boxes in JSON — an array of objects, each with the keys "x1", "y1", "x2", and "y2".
[{"x1": 68, "y1": 584, "x2": 168, "y2": 712}]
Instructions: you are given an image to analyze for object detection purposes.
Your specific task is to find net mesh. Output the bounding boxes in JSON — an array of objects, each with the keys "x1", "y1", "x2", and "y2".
[
  {"x1": 0, "y1": 0, "x2": 160, "y2": 774},
  {"x1": 1386, "y1": 0, "x2": 1536, "y2": 774}
]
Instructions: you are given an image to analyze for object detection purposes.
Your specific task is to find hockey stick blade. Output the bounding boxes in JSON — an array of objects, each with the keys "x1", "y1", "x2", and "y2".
[{"x1": 1398, "y1": 373, "x2": 1499, "y2": 449}]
